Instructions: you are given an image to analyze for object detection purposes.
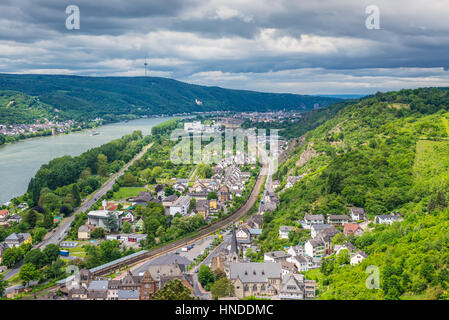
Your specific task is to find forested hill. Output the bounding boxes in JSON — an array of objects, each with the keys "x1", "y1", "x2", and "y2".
[
  {"x1": 0, "y1": 73, "x2": 340, "y2": 123},
  {"x1": 262, "y1": 87, "x2": 449, "y2": 300}
]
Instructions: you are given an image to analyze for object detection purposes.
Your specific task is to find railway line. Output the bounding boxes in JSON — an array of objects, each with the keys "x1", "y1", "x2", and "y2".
[{"x1": 92, "y1": 163, "x2": 267, "y2": 276}]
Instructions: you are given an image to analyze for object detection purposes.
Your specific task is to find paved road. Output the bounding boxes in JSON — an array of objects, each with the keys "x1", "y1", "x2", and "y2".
[
  {"x1": 190, "y1": 232, "x2": 232, "y2": 299},
  {"x1": 3, "y1": 142, "x2": 154, "y2": 281}
]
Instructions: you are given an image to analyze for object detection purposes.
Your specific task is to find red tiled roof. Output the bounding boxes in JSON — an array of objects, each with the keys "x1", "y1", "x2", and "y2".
[
  {"x1": 344, "y1": 223, "x2": 362, "y2": 235},
  {"x1": 106, "y1": 204, "x2": 119, "y2": 211}
]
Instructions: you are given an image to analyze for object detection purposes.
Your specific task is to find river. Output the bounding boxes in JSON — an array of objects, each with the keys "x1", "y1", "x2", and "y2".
[{"x1": 0, "y1": 117, "x2": 175, "y2": 204}]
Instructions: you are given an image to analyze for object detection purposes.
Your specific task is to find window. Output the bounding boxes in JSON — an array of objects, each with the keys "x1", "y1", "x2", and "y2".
[
  {"x1": 244, "y1": 285, "x2": 249, "y2": 292},
  {"x1": 253, "y1": 284, "x2": 258, "y2": 291}
]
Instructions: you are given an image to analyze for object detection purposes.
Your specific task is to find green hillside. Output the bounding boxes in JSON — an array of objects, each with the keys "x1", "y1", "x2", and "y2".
[
  {"x1": 0, "y1": 90, "x2": 57, "y2": 124},
  {"x1": 261, "y1": 88, "x2": 449, "y2": 300},
  {"x1": 0, "y1": 74, "x2": 340, "y2": 124}
]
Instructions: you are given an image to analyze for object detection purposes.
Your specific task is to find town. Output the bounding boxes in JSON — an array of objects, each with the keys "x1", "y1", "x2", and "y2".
[{"x1": 0, "y1": 117, "x2": 404, "y2": 300}]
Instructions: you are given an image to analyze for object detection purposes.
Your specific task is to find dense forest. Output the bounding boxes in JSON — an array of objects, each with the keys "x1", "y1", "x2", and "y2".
[
  {"x1": 0, "y1": 74, "x2": 340, "y2": 124},
  {"x1": 260, "y1": 87, "x2": 449, "y2": 299}
]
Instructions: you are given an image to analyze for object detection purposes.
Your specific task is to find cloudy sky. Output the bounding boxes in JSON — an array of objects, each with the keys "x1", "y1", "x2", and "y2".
[{"x1": 0, "y1": 0, "x2": 448, "y2": 94}]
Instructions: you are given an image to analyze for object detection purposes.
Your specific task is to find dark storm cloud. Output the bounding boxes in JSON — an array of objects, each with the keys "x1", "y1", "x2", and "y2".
[{"x1": 0, "y1": 0, "x2": 448, "y2": 94}]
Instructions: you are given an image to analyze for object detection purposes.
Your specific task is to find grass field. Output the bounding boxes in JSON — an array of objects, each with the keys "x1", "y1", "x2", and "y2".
[
  {"x1": 113, "y1": 187, "x2": 147, "y2": 200},
  {"x1": 67, "y1": 246, "x2": 86, "y2": 258},
  {"x1": 413, "y1": 139, "x2": 449, "y2": 192}
]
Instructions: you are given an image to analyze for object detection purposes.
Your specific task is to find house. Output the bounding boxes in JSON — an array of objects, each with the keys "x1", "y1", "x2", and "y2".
[
  {"x1": 287, "y1": 245, "x2": 304, "y2": 258},
  {"x1": 279, "y1": 226, "x2": 295, "y2": 240},
  {"x1": 349, "y1": 207, "x2": 366, "y2": 221},
  {"x1": 350, "y1": 250, "x2": 368, "y2": 265},
  {"x1": 272, "y1": 180, "x2": 281, "y2": 190},
  {"x1": 219, "y1": 185, "x2": 230, "y2": 202},
  {"x1": 327, "y1": 215, "x2": 350, "y2": 226},
  {"x1": 304, "y1": 280, "x2": 316, "y2": 300},
  {"x1": 209, "y1": 200, "x2": 218, "y2": 213},
  {"x1": 315, "y1": 225, "x2": 340, "y2": 255},
  {"x1": 139, "y1": 270, "x2": 158, "y2": 300},
  {"x1": 0, "y1": 210, "x2": 9, "y2": 222},
  {"x1": 311, "y1": 224, "x2": 333, "y2": 238},
  {"x1": 305, "y1": 239, "x2": 325, "y2": 259},
  {"x1": 280, "y1": 261, "x2": 297, "y2": 277},
  {"x1": 78, "y1": 225, "x2": 91, "y2": 240},
  {"x1": 236, "y1": 227, "x2": 251, "y2": 245},
  {"x1": 130, "y1": 191, "x2": 153, "y2": 205},
  {"x1": 122, "y1": 212, "x2": 135, "y2": 223},
  {"x1": 375, "y1": 214, "x2": 403, "y2": 225},
  {"x1": 4, "y1": 233, "x2": 32, "y2": 247},
  {"x1": 278, "y1": 273, "x2": 315, "y2": 300},
  {"x1": 264, "y1": 251, "x2": 291, "y2": 263},
  {"x1": 187, "y1": 191, "x2": 209, "y2": 201},
  {"x1": 229, "y1": 262, "x2": 282, "y2": 299},
  {"x1": 287, "y1": 255, "x2": 309, "y2": 272},
  {"x1": 88, "y1": 210, "x2": 123, "y2": 231},
  {"x1": 87, "y1": 280, "x2": 109, "y2": 300},
  {"x1": 134, "y1": 217, "x2": 144, "y2": 231},
  {"x1": 172, "y1": 183, "x2": 187, "y2": 193},
  {"x1": 334, "y1": 242, "x2": 356, "y2": 256},
  {"x1": 169, "y1": 195, "x2": 191, "y2": 216},
  {"x1": 248, "y1": 228, "x2": 262, "y2": 239},
  {"x1": 68, "y1": 286, "x2": 88, "y2": 300},
  {"x1": 196, "y1": 200, "x2": 210, "y2": 219},
  {"x1": 343, "y1": 223, "x2": 364, "y2": 237},
  {"x1": 162, "y1": 194, "x2": 178, "y2": 207},
  {"x1": 8, "y1": 215, "x2": 22, "y2": 224},
  {"x1": 155, "y1": 184, "x2": 166, "y2": 200},
  {"x1": 285, "y1": 176, "x2": 303, "y2": 189},
  {"x1": 250, "y1": 215, "x2": 263, "y2": 229},
  {"x1": 117, "y1": 290, "x2": 140, "y2": 300},
  {"x1": 303, "y1": 214, "x2": 325, "y2": 229}
]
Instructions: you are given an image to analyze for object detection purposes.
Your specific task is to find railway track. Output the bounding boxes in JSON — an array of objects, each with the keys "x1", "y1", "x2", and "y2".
[{"x1": 93, "y1": 164, "x2": 267, "y2": 276}]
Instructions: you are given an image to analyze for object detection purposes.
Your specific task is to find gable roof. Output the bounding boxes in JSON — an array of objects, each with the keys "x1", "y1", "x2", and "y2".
[
  {"x1": 230, "y1": 262, "x2": 281, "y2": 283},
  {"x1": 344, "y1": 223, "x2": 362, "y2": 234}
]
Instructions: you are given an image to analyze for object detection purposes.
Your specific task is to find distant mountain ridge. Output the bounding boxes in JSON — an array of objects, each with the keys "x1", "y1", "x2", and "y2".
[{"x1": 0, "y1": 74, "x2": 341, "y2": 124}]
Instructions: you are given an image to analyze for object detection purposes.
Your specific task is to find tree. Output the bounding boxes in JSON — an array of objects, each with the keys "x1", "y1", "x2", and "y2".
[
  {"x1": 91, "y1": 227, "x2": 106, "y2": 239},
  {"x1": 72, "y1": 184, "x2": 81, "y2": 207},
  {"x1": 40, "y1": 192, "x2": 62, "y2": 213},
  {"x1": 24, "y1": 210, "x2": 38, "y2": 228},
  {"x1": 32, "y1": 227, "x2": 47, "y2": 243},
  {"x1": 1, "y1": 247, "x2": 23, "y2": 268},
  {"x1": 97, "y1": 154, "x2": 108, "y2": 177},
  {"x1": 210, "y1": 277, "x2": 235, "y2": 299},
  {"x1": 43, "y1": 244, "x2": 60, "y2": 264},
  {"x1": 198, "y1": 265, "x2": 215, "y2": 289},
  {"x1": 104, "y1": 212, "x2": 119, "y2": 232},
  {"x1": 79, "y1": 167, "x2": 92, "y2": 180},
  {"x1": 121, "y1": 173, "x2": 137, "y2": 186},
  {"x1": 0, "y1": 274, "x2": 8, "y2": 297},
  {"x1": 24, "y1": 249, "x2": 46, "y2": 268},
  {"x1": 336, "y1": 249, "x2": 350, "y2": 265},
  {"x1": 19, "y1": 263, "x2": 39, "y2": 286},
  {"x1": 122, "y1": 221, "x2": 133, "y2": 233},
  {"x1": 153, "y1": 279, "x2": 193, "y2": 300}
]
